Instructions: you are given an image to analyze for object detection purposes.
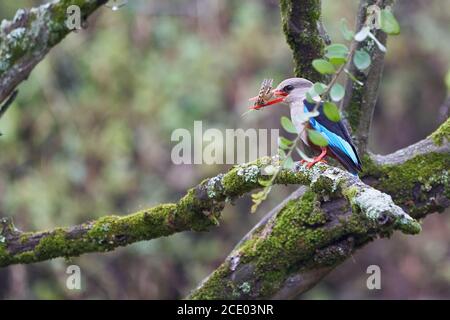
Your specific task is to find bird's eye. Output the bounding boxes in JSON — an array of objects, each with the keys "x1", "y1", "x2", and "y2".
[{"x1": 283, "y1": 85, "x2": 294, "y2": 92}]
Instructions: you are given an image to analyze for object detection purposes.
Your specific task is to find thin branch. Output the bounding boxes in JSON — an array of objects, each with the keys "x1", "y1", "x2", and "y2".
[
  {"x1": 0, "y1": 89, "x2": 18, "y2": 120},
  {"x1": 342, "y1": 0, "x2": 394, "y2": 153},
  {"x1": 372, "y1": 135, "x2": 450, "y2": 166}
]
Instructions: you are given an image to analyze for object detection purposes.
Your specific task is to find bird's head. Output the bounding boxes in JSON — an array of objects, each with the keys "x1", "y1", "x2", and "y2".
[{"x1": 249, "y1": 77, "x2": 313, "y2": 109}]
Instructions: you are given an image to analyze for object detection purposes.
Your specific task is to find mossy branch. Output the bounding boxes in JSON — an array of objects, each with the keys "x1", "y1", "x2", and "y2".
[
  {"x1": 1, "y1": 158, "x2": 296, "y2": 267},
  {"x1": 0, "y1": 156, "x2": 384, "y2": 267},
  {"x1": 189, "y1": 119, "x2": 449, "y2": 299},
  {"x1": 0, "y1": 0, "x2": 107, "y2": 104},
  {"x1": 1, "y1": 118, "x2": 448, "y2": 271}
]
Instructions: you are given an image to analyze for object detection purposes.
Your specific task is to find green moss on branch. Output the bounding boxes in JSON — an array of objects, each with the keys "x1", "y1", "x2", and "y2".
[
  {"x1": 1, "y1": 153, "x2": 426, "y2": 268},
  {"x1": 362, "y1": 151, "x2": 450, "y2": 219},
  {"x1": 430, "y1": 118, "x2": 450, "y2": 146},
  {"x1": 0, "y1": 158, "x2": 323, "y2": 267},
  {"x1": 189, "y1": 175, "x2": 417, "y2": 299},
  {"x1": 189, "y1": 134, "x2": 450, "y2": 299}
]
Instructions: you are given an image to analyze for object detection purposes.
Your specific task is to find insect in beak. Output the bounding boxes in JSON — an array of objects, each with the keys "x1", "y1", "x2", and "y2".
[{"x1": 247, "y1": 79, "x2": 287, "y2": 110}]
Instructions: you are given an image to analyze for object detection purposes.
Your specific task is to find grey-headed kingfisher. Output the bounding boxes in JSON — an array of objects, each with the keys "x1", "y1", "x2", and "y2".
[{"x1": 250, "y1": 77, "x2": 362, "y2": 175}]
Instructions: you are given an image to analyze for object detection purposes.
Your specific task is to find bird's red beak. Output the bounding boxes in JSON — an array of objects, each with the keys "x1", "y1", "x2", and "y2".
[{"x1": 248, "y1": 90, "x2": 288, "y2": 110}]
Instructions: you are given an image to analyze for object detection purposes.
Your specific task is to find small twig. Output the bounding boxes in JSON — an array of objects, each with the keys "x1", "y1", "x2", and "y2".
[{"x1": 0, "y1": 90, "x2": 18, "y2": 120}]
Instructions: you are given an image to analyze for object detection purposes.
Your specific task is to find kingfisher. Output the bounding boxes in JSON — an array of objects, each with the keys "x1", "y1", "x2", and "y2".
[{"x1": 250, "y1": 77, "x2": 362, "y2": 175}]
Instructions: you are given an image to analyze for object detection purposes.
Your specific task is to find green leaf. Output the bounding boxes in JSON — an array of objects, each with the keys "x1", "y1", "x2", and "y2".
[
  {"x1": 380, "y1": 9, "x2": 400, "y2": 35},
  {"x1": 251, "y1": 189, "x2": 270, "y2": 213},
  {"x1": 330, "y1": 83, "x2": 345, "y2": 102},
  {"x1": 307, "y1": 129, "x2": 328, "y2": 147},
  {"x1": 251, "y1": 190, "x2": 265, "y2": 200},
  {"x1": 367, "y1": 32, "x2": 387, "y2": 52},
  {"x1": 323, "y1": 101, "x2": 341, "y2": 122},
  {"x1": 340, "y1": 19, "x2": 354, "y2": 41},
  {"x1": 278, "y1": 136, "x2": 293, "y2": 149},
  {"x1": 305, "y1": 92, "x2": 315, "y2": 104},
  {"x1": 312, "y1": 59, "x2": 336, "y2": 75},
  {"x1": 329, "y1": 56, "x2": 347, "y2": 67},
  {"x1": 353, "y1": 49, "x2": 371, "y2": 70},
  {"x1": 283, "y1": 156, "x2": 294, "y2": 170},
  {"x1": 307, "y1": 87, "x2": 321, "y2": 102},
  {"x1": 325, "y1": 43, "x2": 349, "y2": 59},
  {"x1": 292, "y1": 110, "x2": 319, "y2": 123},
  {"x1": 313, "y1": 82, "x2": 327, "y2": 95},
  {"x1": 306, "y1": 110, "x2": 320, "y2": 118},
  {"x1": 280, "y1": 116, "x2": 297, "y2": 134}
]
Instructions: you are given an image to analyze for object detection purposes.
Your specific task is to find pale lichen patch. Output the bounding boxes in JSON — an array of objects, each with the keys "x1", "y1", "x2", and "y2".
[
  {"x1": 206, "y1": 174, "x2": 224, "y2": 198},
  {"x1": 237, "y1": 165, "x2": 260, "y2": 183},
  {"x1": 351, "y1": 188, "x2": 421, "y2": 235}
]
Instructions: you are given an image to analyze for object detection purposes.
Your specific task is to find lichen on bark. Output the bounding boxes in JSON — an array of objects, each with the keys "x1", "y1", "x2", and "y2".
[{"x1": 189, "y1": 173, "x2": 420, "y2": 299}]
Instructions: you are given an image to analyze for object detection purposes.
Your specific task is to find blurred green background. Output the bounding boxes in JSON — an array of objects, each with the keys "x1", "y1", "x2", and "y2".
[{"x1": 0, "y1": 0, "x2": 449, "y2": 299}]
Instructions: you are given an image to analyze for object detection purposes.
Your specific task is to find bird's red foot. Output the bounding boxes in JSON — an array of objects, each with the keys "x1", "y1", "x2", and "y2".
[{"x1": 304, "y1": 147, "x2": 328, "y2": 169}]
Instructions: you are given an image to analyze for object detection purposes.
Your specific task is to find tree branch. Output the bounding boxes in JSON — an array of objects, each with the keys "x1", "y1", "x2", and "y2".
[
  {"x1": 2, "y1": 116, "x2": 447, "y2": 268},
  {"x1": 0, "y1": 0, "x2": 107, "y2": 105},
  {"x1": 0, "y1": 158, "x2": 303, "y2": 267},
  {"x1": 279, "y1": 0, "x2": 327, "y2": 81},
  {"x1": 188, "y1": 118, "x2": 449, "y2": 299},
  {"x1": 0, "y1": 155, "x2": 399, "y2": 267}
]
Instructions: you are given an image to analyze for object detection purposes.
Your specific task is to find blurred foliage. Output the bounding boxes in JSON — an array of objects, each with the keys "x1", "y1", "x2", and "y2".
[{"x1": 0, "y1": 0, "x2": 449, "y2": 299}]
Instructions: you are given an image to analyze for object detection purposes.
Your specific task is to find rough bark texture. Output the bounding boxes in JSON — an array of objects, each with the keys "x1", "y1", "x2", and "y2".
[
  {"x1": 7, "y1": 138, "x2": 449, "y2": 267},
  {"x1": 188, "y1": 125, "x2": 450, "y2": 299},
  {"x1": 279, "y1": 0, "x2": 326, "y2": 81}
]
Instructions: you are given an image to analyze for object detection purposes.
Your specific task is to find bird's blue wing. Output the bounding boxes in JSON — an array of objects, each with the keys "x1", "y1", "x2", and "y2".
[{"x1": 303, "y1": 100, "x2": 361, "y2": 173}]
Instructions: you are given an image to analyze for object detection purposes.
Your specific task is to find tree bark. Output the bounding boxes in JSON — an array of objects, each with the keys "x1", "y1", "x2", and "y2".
[{"x1": 188, "y1": 127, "x2": 450, "y2": 299}]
